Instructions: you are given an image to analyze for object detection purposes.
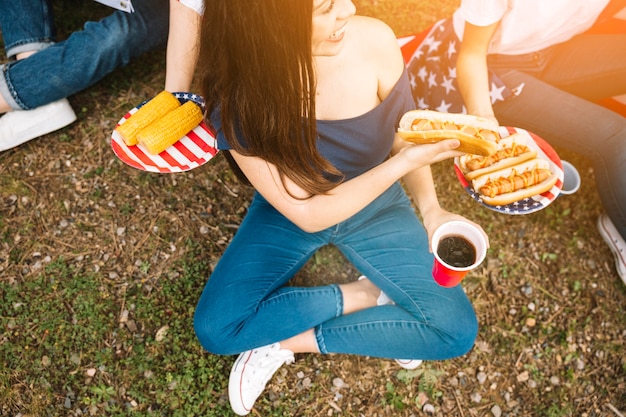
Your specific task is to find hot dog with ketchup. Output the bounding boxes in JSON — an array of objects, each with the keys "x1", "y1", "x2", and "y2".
[
  {"x1": 472, "y1": 158, "x2": 558, "y2": 206},
  {"x1": 459, "y1": 133, "x2": 538, "y2": 180},
  {"x1": 398, "y1": 109, "x2": 500, "y2": 156}
]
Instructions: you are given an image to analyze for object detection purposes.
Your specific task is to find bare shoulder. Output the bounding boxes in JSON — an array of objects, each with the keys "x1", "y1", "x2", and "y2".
[
  {"x1": 351, "y1": 16, "x2": 402, "y2": 65},
  {"x1": 351, "y1": 16, "x2": 404, "y2": 91},
  {"x1": 351, "y1": 15, "x2": 399, "y2": 51}
]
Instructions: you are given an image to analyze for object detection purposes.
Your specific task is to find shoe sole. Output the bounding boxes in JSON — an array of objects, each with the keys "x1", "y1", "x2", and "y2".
[
  {"x1": 597, "y1": 216, "x2": 626, "y2": 284},
  {"x1": 229, "y1": 351, "x2": 254, "y2": 416}
]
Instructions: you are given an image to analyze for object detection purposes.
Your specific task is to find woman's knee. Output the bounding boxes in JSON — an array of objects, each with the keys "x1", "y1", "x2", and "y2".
[
  {"x1": 193, "y1": 309, "x2": 237, "y2": 355},
  {"x1": 432, "y1": 301, "x2": 479, "y2": 357},
  {"x1": 449, "y1": 313, "x2": 479, "y2": 356}
]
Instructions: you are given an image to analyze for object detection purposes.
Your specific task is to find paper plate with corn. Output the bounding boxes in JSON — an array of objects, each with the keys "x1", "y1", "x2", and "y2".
[{"x1": 111, "y1": 91, "x2": 218, "y2": 173}]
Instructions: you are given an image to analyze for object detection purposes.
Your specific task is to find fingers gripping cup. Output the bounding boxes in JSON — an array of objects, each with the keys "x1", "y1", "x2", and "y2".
[{"x1": 432, "y1": 221, "x2": 488, "y2": 287}]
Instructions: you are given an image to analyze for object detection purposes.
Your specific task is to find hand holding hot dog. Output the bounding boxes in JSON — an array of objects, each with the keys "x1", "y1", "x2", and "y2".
[{"x1": 398, "y1": 109, "x2": 500, "y2": 156}]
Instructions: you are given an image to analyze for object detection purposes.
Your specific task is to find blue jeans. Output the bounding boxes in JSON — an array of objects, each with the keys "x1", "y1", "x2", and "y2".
[
  {"x1": 194, "y1": 183, "x2": 478, "y2": 360},
  {"x1": 488, "y1": 33, "x2": 626, "y2": 239},
  {"x1": 0, "y1": 0, "x2": 169, "y2": 110}
]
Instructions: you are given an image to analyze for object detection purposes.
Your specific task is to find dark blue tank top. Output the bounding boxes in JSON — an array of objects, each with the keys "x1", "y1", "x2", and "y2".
[{"x1": 213, "y1": 68, "x2": 415, "y2": 181}]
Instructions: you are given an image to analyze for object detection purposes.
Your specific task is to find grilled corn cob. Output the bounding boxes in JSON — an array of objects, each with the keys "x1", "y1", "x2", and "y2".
[
  {"x1": 137, "y1": 101, "x2": 203, "y2": 155},
  {"x1": 116, "y1": 91, "x2": 181, "y2": 146}
]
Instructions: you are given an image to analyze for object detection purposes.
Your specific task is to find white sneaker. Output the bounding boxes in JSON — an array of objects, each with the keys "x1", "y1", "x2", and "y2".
[
  {"x1": 357, "y1": 276, "x2": 423, "y2": 370},
  {"x1": 395, "y1": 359, "x2": 423, "y2": 370},
  {"x1": 597, "y1": 214, "x2": 626, "y2": 284},
  {"x1": 228, "y1": 343, "x2": 295, "y2": 416},
  {"x1": 0, "y1": 98, "x2": 77, "y2": 152}
]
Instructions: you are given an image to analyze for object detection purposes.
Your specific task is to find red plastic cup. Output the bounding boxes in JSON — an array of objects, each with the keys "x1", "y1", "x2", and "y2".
[{"x1": 431, "y1": 221, "x2": 488, "y2": 287}]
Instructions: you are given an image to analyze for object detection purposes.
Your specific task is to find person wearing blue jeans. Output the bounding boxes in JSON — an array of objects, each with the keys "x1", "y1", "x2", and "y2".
[
  {"x1": 410, "y1": 0, "x2": 626, "y2": 284},
  {"x1": 195, "y1": 184, "x2": 478, "y2": 359},
  {"x1": 488, "y1": 55, "x2": 626, "y2": 283},
  {"x1": 0, "y1": 0, "x2": 203, "y2": 152},
  {"x1": 193, "y1": 1, "x2": 486, "y2": 415},
  {"x1": 453, "y1": 0, "x2": 626, "y2": 284}
]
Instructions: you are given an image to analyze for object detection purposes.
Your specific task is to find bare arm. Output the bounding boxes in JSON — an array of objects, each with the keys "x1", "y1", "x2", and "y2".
[
  {"x1": 456, "y1": 21, "x2": 500, "y2": 122},
  {"x1": 391, "y1": 136, "x2": 488, "y2": 249},
  {"x1": 164, "y1": 0, "x2": 202, "y2": 92},
  {"x1": 231, "y1": 138, "x2": 462, "y2": 233}
]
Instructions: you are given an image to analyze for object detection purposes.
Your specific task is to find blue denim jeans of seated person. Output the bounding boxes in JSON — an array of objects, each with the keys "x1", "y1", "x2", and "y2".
[
  {"x1": 0, "y1": 0, "x2": 55, "y2": 58},
  {"x1": 488, "y1": 33, "x2": 626, "y2": 240},
  {"x1": 0, "y1": 0, "x2": 169, "y2": 110},
  {"x1": 194, "y1": 182, "x2": 478, "y2": 360}
]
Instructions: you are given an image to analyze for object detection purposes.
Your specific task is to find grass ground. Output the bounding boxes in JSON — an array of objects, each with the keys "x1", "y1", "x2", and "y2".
[{"x1": 1, "y1": 1, "x2": 625, "y2": 416}]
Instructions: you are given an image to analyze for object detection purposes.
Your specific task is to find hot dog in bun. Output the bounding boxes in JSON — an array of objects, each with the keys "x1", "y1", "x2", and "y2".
[
  {"x1": 398, "y1": 110, "x2": 500, "y2": 156},
  {"x1": 459, "y1": 133, "x2": 538, "y2": 180},
  {"x1": 472, "y1": 158, "x2": 558, "y2": 206}
]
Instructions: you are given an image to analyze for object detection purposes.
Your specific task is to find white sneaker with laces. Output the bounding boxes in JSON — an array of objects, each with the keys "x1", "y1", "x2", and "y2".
[
  {"x1": 597, "y1": 214, "x2": 626, "y2": 284},
  {"x1": 357, "y1": 276, "x2": 423, "y2": 370},
  {"x1": 0, "y1": 98, "x2": 77, "y2": 152},
  {"x1": 228, "y1": 343, "x2": 295, "y2": 416}
]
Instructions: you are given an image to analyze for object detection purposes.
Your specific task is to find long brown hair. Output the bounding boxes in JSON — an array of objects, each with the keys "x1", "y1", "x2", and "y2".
[{"x1": 199, "y1": 0, "x2": 342, "y2": 196}]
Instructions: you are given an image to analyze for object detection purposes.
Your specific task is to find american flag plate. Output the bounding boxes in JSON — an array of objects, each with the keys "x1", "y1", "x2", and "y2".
[
  {"x1": 111, "y1": 92, "x2": 218, "y2": 173},
  {"x1": 454, "y1": 127, "x2": 564, "y2": 215}
]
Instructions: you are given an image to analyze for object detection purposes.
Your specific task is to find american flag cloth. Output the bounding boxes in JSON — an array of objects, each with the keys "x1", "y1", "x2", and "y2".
[{"x1": 407, "y1": 19, "x2": 513, "y2": 114}]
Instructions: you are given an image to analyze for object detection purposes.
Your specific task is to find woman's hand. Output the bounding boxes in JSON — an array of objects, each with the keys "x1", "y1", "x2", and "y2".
[
  {"x1": 421, "y1": 207, "x2": 490, "y2": 253},
  {"x1": 391, "y1": 135, "x2": 465, "y2": 167},
  {"x1": 391, "y1": 135, "x2": 489, "y2": 252}
]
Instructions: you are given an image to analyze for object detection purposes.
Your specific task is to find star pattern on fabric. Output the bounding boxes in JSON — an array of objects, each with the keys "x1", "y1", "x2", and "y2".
[
  {"x1": 469, "y1": 189, "x2": 543, "y2": 215},
  {"x1": 174, "y1": 92, "x2": 206, "y2": 110},
  {"x1": 441, "y1": 76, "x2": 456, "y2": 94},
  {"x1": 421, "y1": 34, "x2": 443, "y2": 54},
  {"x1": 446, "y1": 39, "x2": 457, "y2": 59},
  {"x1": 435, "y1": 100, "x2": 453, "y2": 113},
  {"x1": 489, "y1": 82, "x2": 507, "y2": 104},
  {"x1": 407, "y1": 19, "x2": 512, "y2": 114},
  {"x1": 417, "y1": 66, "x2": 428, "y2": 82},
  {"x1": 428, "y1": 72, "x2": 439, "y2": 88}
]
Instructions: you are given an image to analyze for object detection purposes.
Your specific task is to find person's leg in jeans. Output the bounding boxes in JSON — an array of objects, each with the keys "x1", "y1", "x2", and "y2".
[
  {"x1": 489, "y1": 32, "x2": 626, "y2": 240},
  {"x1": 193, "y1": 191, "x2": 345, "y2": 355},
  {"x1": 540, "y1": 33, "x2": 626, "y2": 280},
  {"x1": 0, "y1": 0, "x2": 55, "y2": 61},
  {"x1": 1, "y1": 0, "x2": 170, "y2": 111},
  {"x1": 541, "y1": 33, "x2": 626, "y2": 102},
  {"x1": 487, "y1": 32, "x2": 626, "y2": 281},
  {"x1": 196, "y1": 184, "x2": 478, "y2": 415},
  {"x1": 492, "y1": 70, "x2": 625, "y2": 242},
  {"x1": 319, "y1": 183, "x2": 477, "y2": 360},
  {"x1": 0, "y1": 0, "x2": 75, "y2": 149},
  {"x1": 0, "y1": 0, "x2": 170, "y2": 151},
  {"x1": 492, "y1": 69, "x2": 626, "y2": 281},
  {"x1": 194, "y1": 184, "x2": 477, "y2": 359}
]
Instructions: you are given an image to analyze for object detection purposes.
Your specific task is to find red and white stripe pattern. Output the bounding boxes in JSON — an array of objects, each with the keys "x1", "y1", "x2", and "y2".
[{"x1": 111, "y1": 92, "x2": 218, "y2": 173}]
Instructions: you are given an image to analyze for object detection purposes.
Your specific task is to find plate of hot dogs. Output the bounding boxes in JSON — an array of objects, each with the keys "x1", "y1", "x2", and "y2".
[{"x1": 397, "y1": 110, "x2": 563, "y2": 214}]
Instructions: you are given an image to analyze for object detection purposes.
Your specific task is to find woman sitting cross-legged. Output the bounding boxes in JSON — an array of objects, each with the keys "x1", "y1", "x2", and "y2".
[{"x1": 193, "y1": 1, "x2": 488, "y2": 415}]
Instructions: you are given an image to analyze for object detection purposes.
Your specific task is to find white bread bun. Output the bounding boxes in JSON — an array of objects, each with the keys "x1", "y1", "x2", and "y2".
[
  {"x1": 459, "y1": 133, "x2": 538, "y2": 180},
  {"x1": 398, "y1": 110, "x2": 499, "y2": 156},
  {"x1": 472, "y1": 158, "x2": 558, "y2": 206}
]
